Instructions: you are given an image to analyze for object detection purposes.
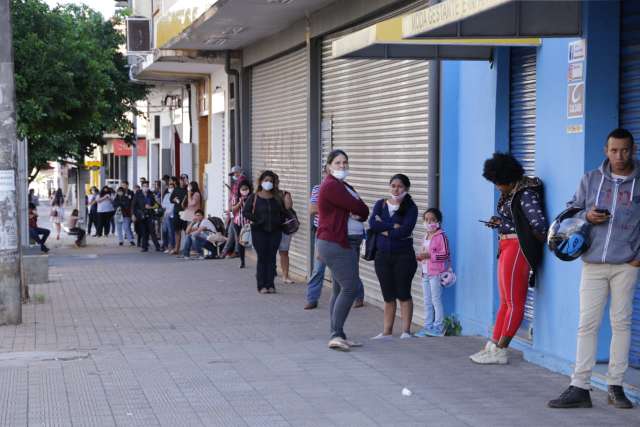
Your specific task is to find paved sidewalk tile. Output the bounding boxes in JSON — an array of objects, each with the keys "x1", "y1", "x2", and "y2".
[{"x1": 0, "y1": 218, "x2": 638, "y2": 426}]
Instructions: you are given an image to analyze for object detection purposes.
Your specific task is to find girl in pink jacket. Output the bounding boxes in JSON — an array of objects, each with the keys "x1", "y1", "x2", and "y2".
[{"x1": 415, "y1": 208, "x2": 452, "y2": 337}]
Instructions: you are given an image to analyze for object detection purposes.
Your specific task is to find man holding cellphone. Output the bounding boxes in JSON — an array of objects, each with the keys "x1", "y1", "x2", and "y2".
[{"x1": 549, "y1": 128, "x2": 640, "y2": 409}]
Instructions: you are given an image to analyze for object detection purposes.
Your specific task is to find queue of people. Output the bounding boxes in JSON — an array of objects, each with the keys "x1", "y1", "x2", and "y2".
[{"x1": 26, "y1": 126, "x2": 638, "y2": 409}]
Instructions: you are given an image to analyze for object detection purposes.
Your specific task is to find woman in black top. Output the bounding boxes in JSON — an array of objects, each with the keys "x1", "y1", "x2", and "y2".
[{"x1": 242, "y1": 170, "x2": 285, "y2": 294}]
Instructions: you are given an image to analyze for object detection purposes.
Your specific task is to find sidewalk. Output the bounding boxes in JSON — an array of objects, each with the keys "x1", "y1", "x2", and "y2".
[{"x1": 1, "y1": 213, "x2": 637, "y2": 426}]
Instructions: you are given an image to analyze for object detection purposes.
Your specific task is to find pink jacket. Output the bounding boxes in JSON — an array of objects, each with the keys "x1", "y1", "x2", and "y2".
[{"x1": 420, "y1": 230, "x2": 451, "y2": 276}]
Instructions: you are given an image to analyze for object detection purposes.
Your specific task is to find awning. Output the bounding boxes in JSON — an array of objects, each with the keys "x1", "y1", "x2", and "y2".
[
  {"x1": 331, "y1": 16, "x2": 541, "y2": 60},
  {"x1": 402, "y1": 0, "x2": 581, "y2": 39}
]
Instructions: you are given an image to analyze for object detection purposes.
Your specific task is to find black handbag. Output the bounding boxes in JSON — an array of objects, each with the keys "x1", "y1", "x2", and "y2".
[
  {"x1": 362, "y1": 229, "x2": 377, "y2": 261},
  {"x1": 282, "y1": 208, "x2": 300, "y2": 235}
]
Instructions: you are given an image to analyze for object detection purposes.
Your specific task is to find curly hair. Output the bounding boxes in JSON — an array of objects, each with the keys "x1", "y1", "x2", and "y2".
[{"x1": 482, "y1": 152, "x2": 524, "y2": 185}]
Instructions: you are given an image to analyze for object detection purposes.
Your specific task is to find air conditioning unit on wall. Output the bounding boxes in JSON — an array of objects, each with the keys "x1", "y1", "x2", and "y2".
[{"x1": 126, "y1": 18, "x2": 151, "y2": 53}]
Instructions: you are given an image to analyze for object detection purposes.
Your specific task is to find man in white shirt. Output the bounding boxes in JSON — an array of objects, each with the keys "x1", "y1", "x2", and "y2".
[{"x1": 180, "y1": 210, "x2": 216, "y2": 259}]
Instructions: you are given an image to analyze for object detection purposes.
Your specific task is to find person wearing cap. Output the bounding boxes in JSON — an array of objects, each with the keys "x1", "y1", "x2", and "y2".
[{"x1": 222, "y1": 166, "x2": 247, "y2": 258}]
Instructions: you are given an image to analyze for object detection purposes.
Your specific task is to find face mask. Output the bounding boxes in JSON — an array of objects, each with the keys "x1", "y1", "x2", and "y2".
[
  {"x1": 169, "y1": 187, "x2": 174, "y2": 193},
  {"x1": 426, "y1": 222, "x2": 440, "y2": 232},
  {"x1": 232, "y1": 176, "x2": 238, "y2": 181},
  {"x1": 331, "y1": 169, "x2": 349, "y2": 181},
  {"x1": 391, "y1": 191, "x2": 407, "y2": 201},
  {"x1": 117, "y1": 192, "x2": 123, "y2": 196},
  {"x1": 261, "y1": 181, "x2": 274, "y2": 191},
  {"x1": 240, "y1": 190, "x2": 250, "y2": 196}
]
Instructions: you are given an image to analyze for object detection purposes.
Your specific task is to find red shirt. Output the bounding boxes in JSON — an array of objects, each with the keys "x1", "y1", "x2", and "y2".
[{"x1": 317, "y1": 175, "x2": 369, "y2": 248}]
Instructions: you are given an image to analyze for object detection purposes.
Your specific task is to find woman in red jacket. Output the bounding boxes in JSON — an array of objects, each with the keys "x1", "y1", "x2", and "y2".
[{"x1": 317, "y1": 149, "x2": 369, "y2": 352}]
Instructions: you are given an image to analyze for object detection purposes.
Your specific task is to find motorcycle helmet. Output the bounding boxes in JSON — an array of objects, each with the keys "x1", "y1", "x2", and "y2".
[{"x1": 547, "y1": 207, "x2": 591, "y2": 261}]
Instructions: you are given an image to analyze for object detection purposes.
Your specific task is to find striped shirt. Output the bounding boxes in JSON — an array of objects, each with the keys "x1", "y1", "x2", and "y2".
[{"x1": 310, "y1": 185, "x2": 320, "y2": 228}]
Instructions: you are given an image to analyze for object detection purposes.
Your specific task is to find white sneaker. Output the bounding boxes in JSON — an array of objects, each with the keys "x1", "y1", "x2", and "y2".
[
  {"x1": 470, "y1": 346, "x2": 508, "y2": 365},
  {"x1": 328, "y1": 337, "x2": 350, "y2": 352},
  {"x1": 345, "y1": 339, "x2": 362, "y2": 348},
  {"x1": 370, "y1": 333, "x2": 393, "y2": 340},
  {"x1": 469, "y1": 341, "x2": 495, "y2": 363},
  {"x1": 400, "y1": 332, "x2": 413, "y2": 339}
]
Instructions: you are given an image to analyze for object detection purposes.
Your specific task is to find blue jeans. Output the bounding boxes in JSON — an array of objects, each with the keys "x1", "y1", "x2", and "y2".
[
  {"x1": 162, "y1": 215, "x2": 175, "y2": 249},
  {"x1": 116, "y1": 217, "x2": 134, "y2": 243},
  {"x1": 306, "y1": 237, "x2": 327, "y2": 304},
  {"x1": 182, "y1": 233, "x2": 204, "y2": 257},
  {"x1": 422, "y1": 274, "x2": 444, "y2": 334}
]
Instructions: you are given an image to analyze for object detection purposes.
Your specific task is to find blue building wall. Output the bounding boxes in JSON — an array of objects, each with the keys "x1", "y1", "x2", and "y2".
[
  {"x1": 440, "y1": 59, "x2": 500, "y2": 337},
  {"x1": 442, "y1": 0, "x2": 626, "y2": 378}
]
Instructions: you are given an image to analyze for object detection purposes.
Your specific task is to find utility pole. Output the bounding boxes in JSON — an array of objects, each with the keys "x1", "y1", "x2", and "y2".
[{"x1": 0, "y1": 0, "x2": 23, "y2": 325}]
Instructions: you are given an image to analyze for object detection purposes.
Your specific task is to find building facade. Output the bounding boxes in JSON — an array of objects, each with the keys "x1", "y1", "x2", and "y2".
[{"x1": 136, "y1": 0, "x2": 640, "y2": 400}]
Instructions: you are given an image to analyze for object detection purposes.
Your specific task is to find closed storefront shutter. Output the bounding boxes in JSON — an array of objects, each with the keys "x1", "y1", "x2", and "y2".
[
  {"x1": 620, "y1": 0, "x2": 640, "y2": 368},
  {"x1": 510, "y1": 47, "x2": 538, "y2": 340},
  {"x1": 251, "y1": 48, "x2": 310, "y2": 277},
  {"x1": 321, "y1": 35, "x2": 436, "y2": 318}
]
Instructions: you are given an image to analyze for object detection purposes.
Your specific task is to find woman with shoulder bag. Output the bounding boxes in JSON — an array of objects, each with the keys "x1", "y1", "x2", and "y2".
[
  {"x1": 278, "y1": 188, "x2": 297, "y2": 284},
  {"x1": 317, "y1": 150, "x2": 369, "y2": 351},
  {"x1": 50, "y1": 189, "x2": 65, "y2": 240},
  {"x1": 242, "y1": 171, "x2": 285, "y2": 294},
  {"x1": 369, "y1": 174, "x2": 419, "y2": 340}
]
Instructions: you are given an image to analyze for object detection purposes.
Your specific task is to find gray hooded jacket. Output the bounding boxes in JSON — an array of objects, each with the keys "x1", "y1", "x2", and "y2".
[{"x1": 567, "y1": 159, "x2": 640, "y2": 264}]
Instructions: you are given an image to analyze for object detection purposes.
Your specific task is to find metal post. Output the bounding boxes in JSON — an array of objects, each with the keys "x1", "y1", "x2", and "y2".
[
  {"x1": 0, "y1": 0, "x2": 23, "y2": 324},
  {"x1": 132, "y1": 113, "x2": 138, "y2": 185}
]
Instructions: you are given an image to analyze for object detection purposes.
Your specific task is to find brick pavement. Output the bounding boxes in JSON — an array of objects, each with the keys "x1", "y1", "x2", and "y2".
[{"x1": 1, "y1": 212, "x2": 638, "y2": 426}]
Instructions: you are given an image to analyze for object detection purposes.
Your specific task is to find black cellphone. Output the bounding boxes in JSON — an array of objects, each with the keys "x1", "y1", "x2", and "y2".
[
  {"x1": 594, "y1": 208, "x2": 610, "y2": 215},
  {"x1": 479, "y1": 219, "x2": 498, "y2": 226}
]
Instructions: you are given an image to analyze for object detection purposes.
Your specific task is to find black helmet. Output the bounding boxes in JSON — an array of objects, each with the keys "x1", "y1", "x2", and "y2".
[{"x1": 547, "y1": 207, "x2": 591, "y2": 261}]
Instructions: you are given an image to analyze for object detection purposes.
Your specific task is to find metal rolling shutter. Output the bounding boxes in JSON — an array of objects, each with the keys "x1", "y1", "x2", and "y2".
[
  {"x1": 510, "y1": 47, "x2": 538, "y2": 340},
  {"x1": 321, "y1": 35, "x2": 436, "y2": 318},
  {"x1": 620, "y1": 0, "x2": 640, "y2": 368},
  {"x1": 251, "y1": 48, "x2": 310, "y2": 277}
]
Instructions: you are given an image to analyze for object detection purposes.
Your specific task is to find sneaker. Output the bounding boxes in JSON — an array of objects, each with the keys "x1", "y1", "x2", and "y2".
[
  {"x1": 259, "y1": 288, "x2": 269, "y2": 294},
  {"x1": 370, "y1": 333, "x2": 393, "y2": 340},
  {"x1": 328, "y1": 337, "x2": 350, "y2": 352},
  {"x1": 469, "y1": 341, "x2": 495, "y2": 363},
  {"x1": 400, "y1": 332, "x2": 413, "y2": 339},
  {"x1": 345, "y1": 339, "x2": 363, "y2": 348},
  {"x1": 470, "y1": 346, "x2": 508, "y2": 365},
  {"x1": 163, "y1": 249, "x2": 171, "y2": 254},
  {"x1": 304, "y1": 302, "x2": 318, "y2": 310},
  {"x1": 353, "y1": 299, "x2": 364, "y2": 308},
  {"x1": 40, "y1": 245, "x2": 49, "y2": 253},
  {"x1": 548, "y1": 386, "x2": 592, "y2": 409},
  {"x1": 608, "y1": 385, "x2": 633, "y2": 409},
  {"x1": 129, "y1": 241, "x2": 135, "y2": 246},
  {"x1": 425, "y1": 328, "x2": 445, "y2": 337},
  {"x1": 414, "y1": 328, "x2": 431, "y2": 338}
]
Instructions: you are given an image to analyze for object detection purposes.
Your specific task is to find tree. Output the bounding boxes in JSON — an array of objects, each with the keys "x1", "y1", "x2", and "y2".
[{"x1": 11, "y1": 0, "x2": 148, "y2": 181}]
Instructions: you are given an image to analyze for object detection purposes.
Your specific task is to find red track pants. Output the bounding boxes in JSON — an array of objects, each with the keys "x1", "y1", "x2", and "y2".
[{"x1": 492, "y1": 238, "x2": 531, "y2": 342}]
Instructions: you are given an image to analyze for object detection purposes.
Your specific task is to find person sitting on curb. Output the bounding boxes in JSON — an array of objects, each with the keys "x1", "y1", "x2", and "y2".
[
  {"x1": 66, "y1": 209, "x2": 86, "y2": 247},
  {"x1": 180, "y1": 210, "x2": 217, "y2": 260},
  {"x1": 548, "y1": 128, "x2": 640, "y2": 410},
  {"x1": 28, "y1": 203, "x2": 49, "y2": 253}
]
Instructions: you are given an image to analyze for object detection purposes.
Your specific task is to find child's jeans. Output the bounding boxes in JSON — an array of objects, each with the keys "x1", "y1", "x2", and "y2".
[{"x1": 422, "y1": 274, "x2": 444, "y2": 334}]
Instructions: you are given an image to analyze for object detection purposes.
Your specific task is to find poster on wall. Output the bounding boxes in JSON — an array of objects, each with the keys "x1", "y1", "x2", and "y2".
[
  {"x1": 567, "y1": 82, "x2": 585, "y2": 119},
  {"x1": 0, "y1": 170, "x2": 18, "y2": 251}
]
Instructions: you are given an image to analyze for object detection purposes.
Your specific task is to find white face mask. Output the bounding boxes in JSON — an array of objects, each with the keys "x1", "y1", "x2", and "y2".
[
  {"x1": 391, "y1": 191, "x2": 407, "y2": 201},
  {"x1": 425, "y1": 222, "x2": 440, "y2": 232},
  {"x1": 261, "y1": 181, "x2": 274, "y2": 191},
  {"x1": 331, "y1": 169, "x2": 349, "y2": 181}
]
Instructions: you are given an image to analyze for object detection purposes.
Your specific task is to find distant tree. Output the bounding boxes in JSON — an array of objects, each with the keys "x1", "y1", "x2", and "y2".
[{"x1": 11, "y1": 0, "x2": 148, "y2": 181}]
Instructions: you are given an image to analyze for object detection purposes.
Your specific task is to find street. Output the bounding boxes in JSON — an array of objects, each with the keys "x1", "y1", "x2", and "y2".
[{"x1": 0, "y1": 212, "x2": 636, "y2": 427}]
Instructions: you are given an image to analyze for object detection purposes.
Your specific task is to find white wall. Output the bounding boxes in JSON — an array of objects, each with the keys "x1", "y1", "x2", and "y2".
[{"x1": 204, "y1": 71, "x2": 229, "y2": 219}]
